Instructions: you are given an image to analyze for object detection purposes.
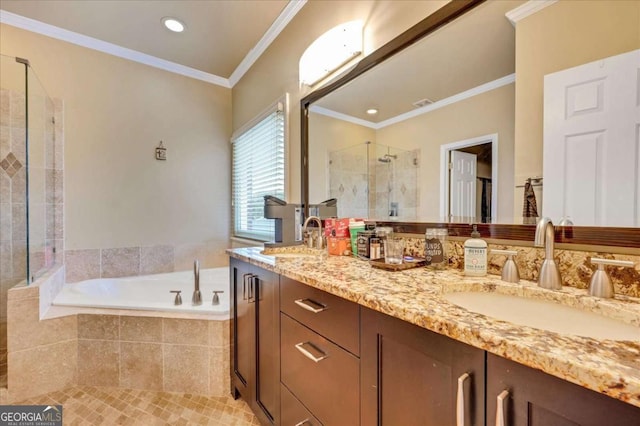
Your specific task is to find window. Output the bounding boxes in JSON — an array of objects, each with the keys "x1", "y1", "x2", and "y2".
[{"x1": 232, "y1": 100, "x2": 286, "y2": 241}]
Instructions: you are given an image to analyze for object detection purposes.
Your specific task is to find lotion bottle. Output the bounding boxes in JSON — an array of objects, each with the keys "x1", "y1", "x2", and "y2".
[{"x1": 464, "y1": 225, "x2": 487, "y2": 276}]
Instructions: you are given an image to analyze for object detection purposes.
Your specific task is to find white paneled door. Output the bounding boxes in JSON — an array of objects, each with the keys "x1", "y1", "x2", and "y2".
[
  {"x1": 543, "y1": 49, "x2": 640, "y2": 226},
  {"x1": 450, "y1": 150, "x2": 477, "y2": 222}
]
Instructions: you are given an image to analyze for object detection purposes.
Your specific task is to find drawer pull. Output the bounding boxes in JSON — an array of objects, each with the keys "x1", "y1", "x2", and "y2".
[
  {"x1": 456, "y1": 372, "x2": 470, "y2": 426},
  {"x1": 294, "y1": 298, "x2": 327, "y2": 313},
  {"x1": 495, "y1": 390, "x2": 509, "y2": 426},
  {"x1": 295, "y1": 342, "x2": 329, "y2": 363},
  {"x1": 294, "y1": 419, "x2": 311, "y2": 426}
]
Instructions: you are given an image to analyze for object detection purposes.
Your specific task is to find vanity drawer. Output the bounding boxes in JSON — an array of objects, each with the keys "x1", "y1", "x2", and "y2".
[
  {"x1": 280, "y1": 276, "x2": 360, "y2": 356},
  {"x1": 281, "y1": 313, "x2": 359, "y2": 426},
  {"x1": 281, "y1": 383, "x2": 323, "y2": 426}
]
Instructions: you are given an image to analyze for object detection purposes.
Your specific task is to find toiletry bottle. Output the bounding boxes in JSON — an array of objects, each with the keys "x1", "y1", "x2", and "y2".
[
  {"x1": 349, "y1": 220, "x2": 365, "y2": 256},
  {"x1": 464, "y1": 225, "x2": 487, "y2": 276},
  {"x1": 425, "y1": 228, "x2": 447, "y2": 269}
]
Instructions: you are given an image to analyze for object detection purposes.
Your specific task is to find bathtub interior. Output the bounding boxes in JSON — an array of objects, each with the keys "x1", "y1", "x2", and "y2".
[{"x1": 53, "y1": 267, "x2": 230, "y2": 314}]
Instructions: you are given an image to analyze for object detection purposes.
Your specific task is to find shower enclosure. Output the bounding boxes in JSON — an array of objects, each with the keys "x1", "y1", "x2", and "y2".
[
  {"x1": 0, "y1": 54, "x2": 62, "y2": 386},
  {"x1": 328, "y1": 141, "x2": 419, "y2": 220}
]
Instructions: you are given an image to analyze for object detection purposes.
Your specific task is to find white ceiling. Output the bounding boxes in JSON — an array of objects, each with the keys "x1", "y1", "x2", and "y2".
[
  {"x1": 0, "y1": 0, "x2": 294, "y2": 86},
  {"x1": 314, "y1": 0, "x2": 523, "y2": 124}
]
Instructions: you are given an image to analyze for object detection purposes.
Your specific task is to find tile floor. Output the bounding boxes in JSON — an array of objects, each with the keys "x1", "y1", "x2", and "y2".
[{"x1": 8, "y1": 386, "x2": 260, "y2": 425}]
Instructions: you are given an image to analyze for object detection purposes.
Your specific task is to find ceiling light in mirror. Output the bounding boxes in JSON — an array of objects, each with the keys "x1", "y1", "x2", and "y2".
[
  {"x1": 162, "y1": 17, "x2": 185, "y2": 33},
  {"x1": 299, "y1": 20, "x2": 363, "y2": 86}
]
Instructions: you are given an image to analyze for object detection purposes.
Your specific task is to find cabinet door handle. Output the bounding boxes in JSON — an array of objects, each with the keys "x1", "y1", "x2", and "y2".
[
  {"x1": 294, "y1": 419, "x2": 311, "y2": 426},
  {"x1": 295, "y1": 342, "x2": 329, "y2": 363},
  {"x1": 248, "y1": 275, "x2": 256, "y2": 303},
  {"x1": 242, "y1": 273, "x2": 251, "y2": 300},
  {"x1": 294, "y1": 298, "x2": 327, "y2": 313},
  {"x1": 456, "y1": 372, "x2": 470, "y2": 426},
  {"x1": 496, "y1": 390, "x2": 509, "y2": 426}
]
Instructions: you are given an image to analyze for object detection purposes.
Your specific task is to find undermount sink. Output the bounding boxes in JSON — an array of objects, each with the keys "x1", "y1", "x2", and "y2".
[{"x1": 443, "y1": 291, "x2": 640, "y2": 341}]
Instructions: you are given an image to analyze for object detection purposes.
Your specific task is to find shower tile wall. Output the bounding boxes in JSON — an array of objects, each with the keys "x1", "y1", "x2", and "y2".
[
  {"x1": 329, "y1": 149, "x2": 369, "y2": 218},
  {"x1": 329, "y1": 147, "x2": 419, "y2": 220},
  {"x1": 0, "y1": 89, "x2": 64, "y2": 386},
  {"x1": 370, "y1": 149, "x2": 419, "y2": 220}
]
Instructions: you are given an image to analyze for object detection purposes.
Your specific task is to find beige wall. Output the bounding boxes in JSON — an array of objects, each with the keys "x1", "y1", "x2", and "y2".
[
  {"x1": 307, "y1": 84, "x2": 514, "y2": 222},
  {"x1": 513, "y1": 0, "x2": 640, "y2": 217},
  {"x1": 376, "y1": 84, "x2": 515, "y2": 222},
  {"x1": 232, "y1": 0, "x2": 448, "y2": 204},
  {"x1": 0, "y1": 24, "x2": 231, "y2": 255}
]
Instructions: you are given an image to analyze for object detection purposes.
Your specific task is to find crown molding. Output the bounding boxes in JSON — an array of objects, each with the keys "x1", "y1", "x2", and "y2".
[
  {"x1": 310, "y1": 74, "x2": 516, "y2": 130},
  {"x1": 505, "y1": 0, "x2": 558, "y2": 26},
  {"x1": 0, "y1": 9, "x2": 231, "y2": 87},
  {"x1": 309, "y1": 105, "x2": 377, "y2": 129},
  {"x1": 376, "y1": 74, "x2": 515, "y2": 129},
  {"x1": 229, "y1": 0, "x2": 307, "y2": 87}
]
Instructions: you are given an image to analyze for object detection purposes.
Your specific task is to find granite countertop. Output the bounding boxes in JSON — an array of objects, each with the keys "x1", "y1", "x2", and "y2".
[{"x1": 228, "y1": 247, "x2": 640, "y2": 408}]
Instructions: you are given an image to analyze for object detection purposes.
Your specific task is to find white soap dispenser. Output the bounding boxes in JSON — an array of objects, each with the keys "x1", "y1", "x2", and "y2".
[{"x1": 464, "y1": 225, "x2": 487, "y2": 276}]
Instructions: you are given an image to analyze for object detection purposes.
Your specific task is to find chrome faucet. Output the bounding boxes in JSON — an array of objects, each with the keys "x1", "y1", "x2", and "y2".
[
  {"x1": 303, "y1": 215, "x2": 324, "y2": 249},
  {"x1": 192, "y1": 260, "x2": 202, "y2": 305},
  {"x1": 534, "y1": 217, "x2": 563, "y2": 290}
]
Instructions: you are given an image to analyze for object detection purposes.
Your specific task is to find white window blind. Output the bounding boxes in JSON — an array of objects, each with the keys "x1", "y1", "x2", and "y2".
[{"x1": 232, "y1": 103, "x2": 285, "y2": 241}]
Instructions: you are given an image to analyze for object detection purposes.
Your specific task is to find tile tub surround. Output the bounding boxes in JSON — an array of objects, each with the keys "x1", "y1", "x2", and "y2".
[
  {"x1": 401, "y1": 237, "x2": 640, "y2": 298},
  {"x1": 228, "y1": 247, "x2": 640, "y2": 408},
  {"x1": 76, "y1": 314, "x2": 230, "y2": 396},
  {"x1": 5, "y1": 266, "x2": 230, "y2": 402},
  {"x1": 64, "y1": 242, "x2": 229, "y2": 283}
]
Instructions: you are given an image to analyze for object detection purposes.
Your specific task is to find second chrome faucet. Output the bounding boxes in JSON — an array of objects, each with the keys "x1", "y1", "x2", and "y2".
[
  {"x1": 534, "y1": 217, "x2": 563, "y2": 290},
  {"x1": 192, "y1": 259, "x2": 202, "y2": 305}
]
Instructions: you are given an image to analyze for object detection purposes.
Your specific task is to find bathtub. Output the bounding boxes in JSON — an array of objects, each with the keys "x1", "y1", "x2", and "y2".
[{"x1": 53, "y1": 267, "x2": 229, "y2": 316}]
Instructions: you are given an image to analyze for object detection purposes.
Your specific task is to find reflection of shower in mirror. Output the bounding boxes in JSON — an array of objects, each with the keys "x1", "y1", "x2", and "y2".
[{"x1": 378, "y1": 153, "x2": 397, "y2": 163}]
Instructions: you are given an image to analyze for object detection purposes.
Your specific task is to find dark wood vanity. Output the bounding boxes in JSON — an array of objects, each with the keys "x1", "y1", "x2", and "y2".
[{"x1": 230, "y1": 257, "x2": 640, "y2": 425}]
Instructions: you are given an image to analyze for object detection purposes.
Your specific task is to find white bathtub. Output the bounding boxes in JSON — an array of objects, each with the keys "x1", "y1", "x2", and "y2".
[{"x1": 53, "y1": 267, "x2": 229, "y2": 316}]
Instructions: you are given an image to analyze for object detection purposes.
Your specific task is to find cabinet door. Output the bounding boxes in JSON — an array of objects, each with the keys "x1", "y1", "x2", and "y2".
[
  {"x1": 361, "y1": 307, "x2": 485, "y2": 426},
  {"x1": 254, "y1": 268, "x2": 280, "y2": 424},
  {"x1": 487, "y1": 353, "x2": 640, "y2": 426},
  {"x1": 230, "y1": 259, "x2": 253, "y2": 399}
]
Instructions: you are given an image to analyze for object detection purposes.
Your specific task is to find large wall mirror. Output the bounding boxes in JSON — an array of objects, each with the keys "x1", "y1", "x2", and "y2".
[{"x1": 301, "y1": 0, "x2": 640, "y2": 247}]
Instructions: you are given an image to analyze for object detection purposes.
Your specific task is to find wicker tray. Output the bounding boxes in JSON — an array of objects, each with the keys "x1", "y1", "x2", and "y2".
[{"x1": 369, "y1": 257, "x2": 426, "y2": 271}]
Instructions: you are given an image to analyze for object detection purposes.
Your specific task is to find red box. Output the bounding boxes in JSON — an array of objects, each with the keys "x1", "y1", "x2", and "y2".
[{"x1": 324, "y1": 218, "x2": 351, "y2": 237}]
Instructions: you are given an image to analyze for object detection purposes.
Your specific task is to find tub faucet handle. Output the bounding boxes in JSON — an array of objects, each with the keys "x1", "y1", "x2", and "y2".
[
  {"x1": 212, "y1": 290, "x2": 224, "y2": 305},
  {"x1": 170, "y1": 290, "x2": 182, "y2": 305}
]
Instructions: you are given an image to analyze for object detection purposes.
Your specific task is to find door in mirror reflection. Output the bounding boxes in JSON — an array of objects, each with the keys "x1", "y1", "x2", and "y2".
[{"x1": 543, "y1": 49, "x2": 640, "y2": 227}]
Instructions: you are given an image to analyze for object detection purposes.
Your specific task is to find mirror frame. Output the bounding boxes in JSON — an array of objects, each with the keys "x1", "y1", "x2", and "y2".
[{"x1": 300, "y1": 0, "x2": 640, "y2": 249}]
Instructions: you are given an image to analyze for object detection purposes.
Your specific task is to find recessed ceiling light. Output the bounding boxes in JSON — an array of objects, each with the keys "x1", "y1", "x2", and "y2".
[
  {"x1": 162, "y1": 17, "x2": 185, "y2": 33},
  {"x1": 366, "y1": 108, "x2": 378, "y2": 115}
]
